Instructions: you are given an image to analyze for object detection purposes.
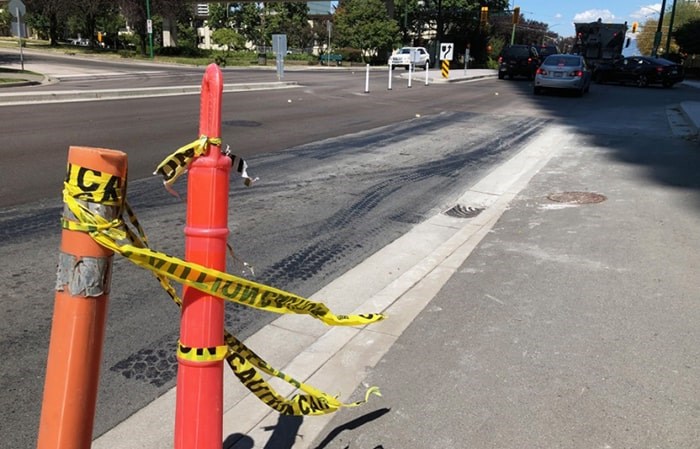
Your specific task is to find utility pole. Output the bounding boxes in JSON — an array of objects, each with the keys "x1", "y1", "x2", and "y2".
[
  {"x1": 652, "y1": 0, "x2": 667, "y2": 57},
  {"x1": 146, "y1": 0, "x2": 154, "y2": 58},
  {"x1": 665, "y1": 0, "x2": 678, "y2": 56}
]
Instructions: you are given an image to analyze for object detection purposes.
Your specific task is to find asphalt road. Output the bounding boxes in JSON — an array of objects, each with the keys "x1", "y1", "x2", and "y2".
[{"x1": 1, "y1": 56, "x2": 698, "y2": 449}]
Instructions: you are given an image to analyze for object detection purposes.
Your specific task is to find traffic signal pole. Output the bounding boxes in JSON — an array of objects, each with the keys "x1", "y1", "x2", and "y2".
[{"x1": 511, "y1": 7, "x2": 520, "y2": 45}]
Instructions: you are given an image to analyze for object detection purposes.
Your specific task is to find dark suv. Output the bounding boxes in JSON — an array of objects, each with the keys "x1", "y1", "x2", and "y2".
[
  {"x1": 498, "y1": 45, "x2": 540, "y2": 80},
  {"x1": 537, "y1": 44, "x2": 560, "y2": 59}
]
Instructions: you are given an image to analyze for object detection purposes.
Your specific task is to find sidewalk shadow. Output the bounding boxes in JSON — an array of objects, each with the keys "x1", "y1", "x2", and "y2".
[
  {"x1": 313, "y1": 407, "x2": 391, "y2": 449},
  {"x1": 223, "y1": 433, "x2": 254, "y2": 449},
  {"x1": 261, "y1": 415, "x2": 303, "y2": 448},
  {"x1": 222, "y1": 415, "x2": 303, "y2": 449}
]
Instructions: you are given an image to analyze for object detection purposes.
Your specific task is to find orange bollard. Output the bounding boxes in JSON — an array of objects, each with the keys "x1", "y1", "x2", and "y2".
[
  {"x1": 175, "y1": 63, "x2": 230, "y2": 449},
  {"x1": 37, "y1": 147, "x2": 127, "y2": 449}
]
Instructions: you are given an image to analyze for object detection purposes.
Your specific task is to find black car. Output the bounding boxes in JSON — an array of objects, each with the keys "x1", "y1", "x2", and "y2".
[
  {"x1": 594, "y1": 56, "x2": 684, "y2": 87},
  {"x1": 498, "y1": 44, "x2": 540, "y2": 80},
  {"x1": 537, "y1": 44, "x2": 560, "y2": 59}
]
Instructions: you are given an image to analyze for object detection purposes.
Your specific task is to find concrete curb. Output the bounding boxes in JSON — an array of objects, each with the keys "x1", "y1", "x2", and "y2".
[
  {"x1": 0, "y1": 81, "x2": 299, "y2": 105},
  {"x1": 0, "y1": 71, "x2": 47, "y2": 88},
  {"x1": 679, "y1": 101, "x2": 700, "y2": 136}
]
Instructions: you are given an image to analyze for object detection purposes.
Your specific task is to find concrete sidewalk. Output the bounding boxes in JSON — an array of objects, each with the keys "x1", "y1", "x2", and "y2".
[{"x1": 302, "y1": 123, "x2": 700, "y2": 449}]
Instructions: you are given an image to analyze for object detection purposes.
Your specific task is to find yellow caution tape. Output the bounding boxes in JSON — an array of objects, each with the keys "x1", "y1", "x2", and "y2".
[
  {"x1": 177, "y1": 341, "x2": 229, "y2": 363},
  {"x1": 225, "y1": 330, "x2": 381, "y2": 415},
  {"x1": 153, "y1": 135, "x2": 221, "y2": 193},
  {"x1": 61, "y1": 161, "x2": 384, "y2": 415},
  {"x1": 65, "y1": 162, "x2": 125, "y2": 206}
]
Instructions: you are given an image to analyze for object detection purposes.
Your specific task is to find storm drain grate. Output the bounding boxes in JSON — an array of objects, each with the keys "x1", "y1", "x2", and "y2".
[
  {"x1": 223, "y1": 120, "x2": 262, "y2": 128},
  {"x1": 547, "y1": 191, "x2": 607, "y2": 204},
  {"x1": 443, "y1": 205, "x2": 484, "y2": 218}
]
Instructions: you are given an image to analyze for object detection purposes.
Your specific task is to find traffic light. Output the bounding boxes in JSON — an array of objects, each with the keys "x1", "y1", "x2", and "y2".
[
  {"x1": 512, "y1": 6, "x2": 520, "y2": 24},
  {"x1": 631, "y1": 22, "x2": 638, "y2": 33},
  {"x1": 480, "y1": 6, "x2": 488, "y2": 25}
]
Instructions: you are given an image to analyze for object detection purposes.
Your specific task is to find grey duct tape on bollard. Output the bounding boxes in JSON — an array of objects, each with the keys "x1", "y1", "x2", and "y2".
[{"x1": 55, "y1": 200, "x2": 120, "y2": 297}]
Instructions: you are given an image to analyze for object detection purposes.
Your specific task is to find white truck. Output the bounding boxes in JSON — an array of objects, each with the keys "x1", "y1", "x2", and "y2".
[{"x1": 388, "y1": 47, "x2": 430, "y2": 70}]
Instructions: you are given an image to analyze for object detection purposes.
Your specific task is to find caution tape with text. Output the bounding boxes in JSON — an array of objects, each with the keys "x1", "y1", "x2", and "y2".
[{"x1": 62, "y1": 142, "x2": 384, "y2": 416}]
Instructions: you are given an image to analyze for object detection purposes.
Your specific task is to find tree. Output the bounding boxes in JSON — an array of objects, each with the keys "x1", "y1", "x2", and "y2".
[
  {"x1": 334, "y1": 0, "x2": 400, "y2": 62},
  {"x1": 637, "y1": 1, "x2": 700, "y2": 56},
  {"x1": 228, "y1": 2, "x2": 263, "y2": 49},
  {"x1": 24, "y1": 0, "x2": 67, "y2": 45},
  {"x1": 263, "y1": 3, "x2": 312, "y2": 49},
  {"x1": 70, "y1": 0, "x2": 119, "y2": 48},
  {"x1": 387, "y1": 0, "x2": 510, "y2": 64},
  {"x1": 635, "y1": 20, "x2": 656, "y2": 56},
  {"x1": 118, "y1": 0, "x2": 189, "y2": 55},
  {"x1": 674, "y1": 19, "x2": 700, "y2": 55},
  {"x1": 0, "y1": 8, "x2": 12, "y2": 36},
  {"x1": 212, "y1": 27, "x2": 245, "y2": 52},
  {"x1": 208, "y1": 3, "x2": 232, "y2": 29}
]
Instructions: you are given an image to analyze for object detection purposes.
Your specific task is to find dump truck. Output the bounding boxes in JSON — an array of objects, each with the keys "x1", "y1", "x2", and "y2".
[{"x1": 572, "y1": 19, "x2": 628, "y2": 70}]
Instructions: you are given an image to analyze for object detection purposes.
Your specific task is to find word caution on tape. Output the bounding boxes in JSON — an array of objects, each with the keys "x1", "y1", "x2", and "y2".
[{"x1": 62, "y1": 142, "x2": 384, "y2": 416}]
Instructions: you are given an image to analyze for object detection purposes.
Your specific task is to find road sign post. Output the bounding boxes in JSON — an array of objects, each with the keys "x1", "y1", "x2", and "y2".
[
  {"x1": 272, "y1": 34, "x2": 287, "y2": 80},
  {"x1": 9, "y1": 0, "x2": 25, "y2": 70},
  {"x1": 440, "y1": 43, "x2": 454, "y2": 80}
]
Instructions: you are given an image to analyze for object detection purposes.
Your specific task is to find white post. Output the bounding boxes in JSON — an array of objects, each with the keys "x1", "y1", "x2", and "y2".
[
  {"x1": 408, "y1": 63, "x2": 413, "y2": 88},
  {"x1": 365, "y1": 64, "x2": 370, "y2": 93},
  {"x1": 425, "y1": 62, "x2": 430, "y2": 86},
  {"x1": 464, "y1": 48, "x2": 470, "y2": 75},
  {"x1": 388, "y1": 61, "x2": 393, "y2": 90}
]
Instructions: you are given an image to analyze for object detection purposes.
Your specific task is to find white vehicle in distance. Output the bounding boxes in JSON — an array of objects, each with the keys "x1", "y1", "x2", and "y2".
[{"x1": 389, "y1": 47, "x2": 430, "y2": 70}]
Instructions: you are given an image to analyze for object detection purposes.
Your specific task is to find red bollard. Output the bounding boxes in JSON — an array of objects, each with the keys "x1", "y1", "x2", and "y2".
[
  {"x1": 37, "y1": 147, "x2": 127, "y2": 449},
  {"x1": 174, "y1": 64, "x2": 230, "y2": 449}
]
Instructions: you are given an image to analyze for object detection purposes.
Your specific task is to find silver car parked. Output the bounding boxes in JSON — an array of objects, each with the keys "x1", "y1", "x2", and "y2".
[{"x1": 533, "y1": 54, "x2": 591, "y2": 96}]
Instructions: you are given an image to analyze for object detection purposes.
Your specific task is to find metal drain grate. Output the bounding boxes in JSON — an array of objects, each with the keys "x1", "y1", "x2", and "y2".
[
  {"x1": 444, "y1": 205, "x2": 484, "y2": 218},
  {"x1": 547, "y1": 191, "x2": 607, "y2": 204},
  {"x1": 223, "y1": 120, "x2": 262, "y2": 128}
]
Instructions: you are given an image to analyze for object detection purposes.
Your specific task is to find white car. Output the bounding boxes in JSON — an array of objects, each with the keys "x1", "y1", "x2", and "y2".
[{"x1": 389, "y1": 47, "x2": 430, "y2": 70}]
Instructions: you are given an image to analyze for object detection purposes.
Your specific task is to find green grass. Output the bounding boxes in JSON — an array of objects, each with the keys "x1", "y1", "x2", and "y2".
[
  {"x1": 0, "y1": 67, "x2": 42, "y2": 76},
  {"x1": 0, "y1": 37, "x2": 319, "y2": 67}
]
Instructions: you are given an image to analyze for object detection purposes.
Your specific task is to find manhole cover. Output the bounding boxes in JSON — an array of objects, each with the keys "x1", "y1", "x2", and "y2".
[
  {"x1": 547, "y1": 191, "x2": 607, "y2": 204},
  {"x1": 444, "y1": 205, "x2": 484, "y2": 218}
]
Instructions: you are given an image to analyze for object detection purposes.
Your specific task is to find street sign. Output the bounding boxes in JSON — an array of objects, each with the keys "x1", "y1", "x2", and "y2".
[
  {"x1": 272, "y1": 34, "x2": 287, "y2": 81},
  {"x1": 8, "y1": 0, "x2": 25, "y2": 17},
  {"x1": 147, "y1": 19, "x2": 153, "y2": 34},
  {"x1": 9, "y1": 0, "x2": 25, "y2": 69},
  {"x1": 272, "y1": 34, "x2": 287, "y2": 56},
  {"x1": 440, "y1": 43, "x2": 454, "y2": 61}
]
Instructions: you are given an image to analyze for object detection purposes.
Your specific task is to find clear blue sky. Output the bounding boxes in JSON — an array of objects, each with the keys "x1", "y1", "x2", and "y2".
[{"x1": 516, "y1": 1, "x2": 663, "y2": 37}]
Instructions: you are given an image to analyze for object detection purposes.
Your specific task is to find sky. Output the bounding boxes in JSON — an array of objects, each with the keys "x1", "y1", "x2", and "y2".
[{"x1": 518, "y1": 1, "x2": 664, "y2": 38}]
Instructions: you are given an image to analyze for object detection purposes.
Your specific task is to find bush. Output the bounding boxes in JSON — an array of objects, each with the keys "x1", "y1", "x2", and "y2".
[
  {"x1": 156, "y1": 46, "x2": 206, "y2": 58},
  {"x1": 336, "y1": 47, "x2": 362, "y2": 62},
  {"x1": 486, "y1": 57, "x2": 499, "y2": 70},
  {"x1": 214, "y1": 55, "x2": 227, "y2": 67}
]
